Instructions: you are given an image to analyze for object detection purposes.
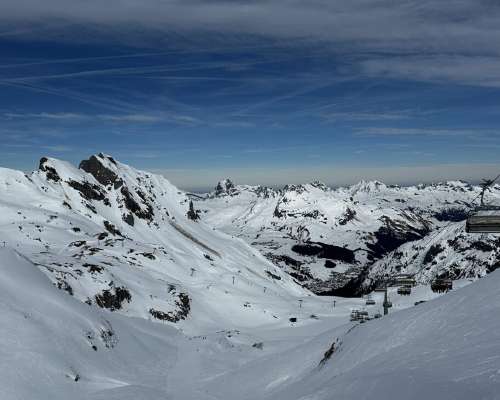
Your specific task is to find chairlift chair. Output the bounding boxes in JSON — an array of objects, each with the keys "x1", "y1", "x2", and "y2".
[
  {"x1": 431, "y1": 278, "x2": 452, "y2": 293},
  {"x1": 397, "y1": 286, "x2": 411, "y2": 296},
  {"x1": 466, "y1": 178, "x2": 500, "y2": 233},
  {"x1": 466, "y1": 206, "x2": 500, "y2": 233}
]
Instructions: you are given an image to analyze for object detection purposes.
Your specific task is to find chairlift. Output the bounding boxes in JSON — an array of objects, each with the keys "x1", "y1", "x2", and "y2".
[
  {"x1": 466, "y1": 178, "x2": 500, "y2": 233},
  {"x1": 397, "y1": 286, "x2": 411, "y2": 296},
  {"x1": 431, "y1": 278, "x2": 452, "y2": 293},
  {"x1": 466, "y1": 206, "x2": 500, "y2": 233},
  {"x1": 365, "y1": 295, "x2": 376, "y2": 305},
  {"x1": 350, "y1": 309, "x2": 360, "y2": 321}
]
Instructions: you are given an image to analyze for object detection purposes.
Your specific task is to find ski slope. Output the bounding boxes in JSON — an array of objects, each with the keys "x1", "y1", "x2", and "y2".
[{"x1": 2, "y1": 245, "x2": 499, "y2": 399}]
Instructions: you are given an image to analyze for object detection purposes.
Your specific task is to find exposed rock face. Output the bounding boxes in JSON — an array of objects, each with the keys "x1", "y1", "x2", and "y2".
[
  {"x1": 67, "y1": 180, "x2": 106, "y2": 202},
  {"x1": 186, "y1": 200, "x2": 200, "y2": 221},
  {"x1": 1, "y1": 153, "x2": 302, "y2": 328},
  {"x1": 120, "y1": 186, "x2": 154, "y2": 221},
  {"x1": 39, "y1": 157, "x2": 61, "y2": 182},
  {"x1": 94, "y1": 287, "x2": 132, "y2": 311},
  {"x1": 214, "y1": 178, "x2": 237, "y2": 196},
  {"x1": 79, "y1": 154, "x2": 120, "y2": 187},
  {"x1": 149, "y1": 293, "x2": 191, "y2": 323}
]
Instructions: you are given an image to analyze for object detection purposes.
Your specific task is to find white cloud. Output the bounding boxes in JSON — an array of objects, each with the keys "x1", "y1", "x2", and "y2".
[
  {"x1": 361, "y1": 55, "x2": 500, "y2": 87},
  {"x1": 355, "y1": 127, "x2": 498, "y2": 137},
  {"x1": 99, "y1": 114, "x2": 163, "y2": 123},
  {"x1": 3, "y1": 112, "x2": 84, "y2": 120},
  {"x1": 1, "y1": 1, "x2": 500, "y2": 87}
]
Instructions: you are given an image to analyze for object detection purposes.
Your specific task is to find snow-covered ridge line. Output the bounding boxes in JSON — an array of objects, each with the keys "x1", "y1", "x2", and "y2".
[
  {"x1": 0, "y1": 153, "x2": 309, "y2": 330},
  {"x1": 197, "y1": 176, "x2": 500, "y2": 296}
]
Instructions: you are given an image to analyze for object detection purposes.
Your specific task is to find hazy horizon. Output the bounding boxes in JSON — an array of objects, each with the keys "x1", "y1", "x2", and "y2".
[{"x1": 9, "y1": 152, "x2": 500, "y2": 193}]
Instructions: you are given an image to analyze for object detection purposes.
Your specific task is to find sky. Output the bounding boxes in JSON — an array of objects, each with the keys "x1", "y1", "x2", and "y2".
[{"x1": 1, "y1": 0, "x2": 500, "y2": 191}]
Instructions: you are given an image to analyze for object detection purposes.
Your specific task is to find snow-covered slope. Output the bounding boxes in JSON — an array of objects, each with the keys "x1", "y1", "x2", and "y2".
[
  {"x1": 0, "y1": 247, "x2": 180, "y2": 400},
  {"x1": 2, "y1": 156, "x2": 499, "y2": 399},
  {"x1": 5, "y1": 243, "x2": 499, "y2": 399},
  {"x1": 198, "y1": 179, "x2": 500, "y2": 295},
  {"x1": 0, "y1": 154, "x2": 308, "y2": 332},
  {"x1": 204, "y1": 269, "x2": 500, "y2": 400}
]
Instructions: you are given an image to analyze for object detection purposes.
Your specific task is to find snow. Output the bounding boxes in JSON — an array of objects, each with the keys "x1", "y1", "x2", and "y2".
[
  {"x1": 197, "y1": 178, "x2": 500, "y2": 294},
  {"x1": 1, "y1": 155, "x2": 499, "y2": 399}
]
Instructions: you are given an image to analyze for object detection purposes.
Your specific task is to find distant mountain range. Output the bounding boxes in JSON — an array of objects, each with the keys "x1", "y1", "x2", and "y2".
[
  {"x1": 2, "y1": 154, "x2": 500, "y2": 399},
  {"x1": 196, "y1": 177, "x2": 500, "y2": 296}
]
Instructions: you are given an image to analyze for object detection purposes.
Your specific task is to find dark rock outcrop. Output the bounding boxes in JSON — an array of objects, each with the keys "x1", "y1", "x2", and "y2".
[
  {"x1": 79, "y1": 154, "x2": 121, "y2": 187},
  {"x1": 95, "y1": 287, "x2": 132, "y2": 311},
  {"x1": 39, "y1": 157, "x2": 61, "y2": 182},
  {"x1": 67, "y1": 180, "x2": 106, "y2": 202},
  {"x1": 186, "y1": 201, "x2": 200, "y2": 221},
  {"x1": 149, "y1": 293, "x2": 190, "y2": 323}
]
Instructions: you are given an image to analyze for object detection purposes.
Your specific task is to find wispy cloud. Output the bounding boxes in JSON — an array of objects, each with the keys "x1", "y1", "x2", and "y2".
[
  {"x1": 361, "y1": 55, "x2": 500, "y2": 88},
  {"x1": 1, "y1": 111, "x2": 189, "y2": 124},
  {"x1": 3, "y1": 112, "x2": 84, "y2": 120},
  {"x1": 1, "y1": 1, "x2": 499, "y2": 87},
  {"x1": 42, "y1": 145, "x2": 73, "y2": 152},
  {"x1": 322, "y1": 111, "x2": 411, "y2": 122},
  {"x1": 99, "y1": 114, "x2": 163, "y2": 123},
  {"x1": 355, "y1": 127, "x2": 499, "y2": 137}
]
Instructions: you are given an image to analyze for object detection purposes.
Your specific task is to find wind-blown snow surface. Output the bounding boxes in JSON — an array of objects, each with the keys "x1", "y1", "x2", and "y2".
[
  {"x1": 206, "y1": 269, "x2": 500, "y2": 400},
  {"x1": 0, "y1": 247, "x2": 180, "y2": 399},
  {"x1": 2, "y1": 245, "x2": 500, "y2": 399},
  {"x1": 197, "y1": 179, "x2": 500, "y2": 294}
]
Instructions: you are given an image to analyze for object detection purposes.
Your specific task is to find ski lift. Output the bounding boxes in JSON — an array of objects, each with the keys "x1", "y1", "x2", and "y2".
[
  {"x1": 466, "y1": 178, "x2": 500, "y2": 233},
  {"x1": 397, "y1": 285, "x2": 411, "y2": 296},
  {"x1": 350, "y1": 309, "x2": 361, "y2": 321},
  {"x1": 431, "y1": 278, "x2": 452, "y2": 293},
  {"x1": 365, "y1": 295, "x2": 376, "y2": 305},
  {"x1": 374, "y1": 312, "x2": 382, "y2": 319}
]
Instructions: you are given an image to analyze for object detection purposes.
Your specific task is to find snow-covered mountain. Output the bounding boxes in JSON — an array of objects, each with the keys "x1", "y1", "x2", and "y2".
[
  {"x1": 197, "y1": 178, "x2": 500, "y2": 295},
  {"x1": 0, "y1": 154, "x2": 308, "y2": 331},
  {"x1": 2, "y1": 154, "x2": 500, "y2": 399}
]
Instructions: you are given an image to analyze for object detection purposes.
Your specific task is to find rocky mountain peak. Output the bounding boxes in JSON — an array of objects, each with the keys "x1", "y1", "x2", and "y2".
[
  {"x1": 214, "y1": 178, "x2": 238, "y2": 196},
  {"x1": 79, "y1": 153, "x2": 121, "y2": 187},
  {"x1": 350, "y1": 180, "x2": 387, "y2": 195},
  {"x1": 309, "y1": 180, "x2": 329, "y2": 191}
]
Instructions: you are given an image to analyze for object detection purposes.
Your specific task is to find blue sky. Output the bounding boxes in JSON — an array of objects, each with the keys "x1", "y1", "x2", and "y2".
[{"x1": 1, "y1": 1, "x2": 500, "y2": 190}]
